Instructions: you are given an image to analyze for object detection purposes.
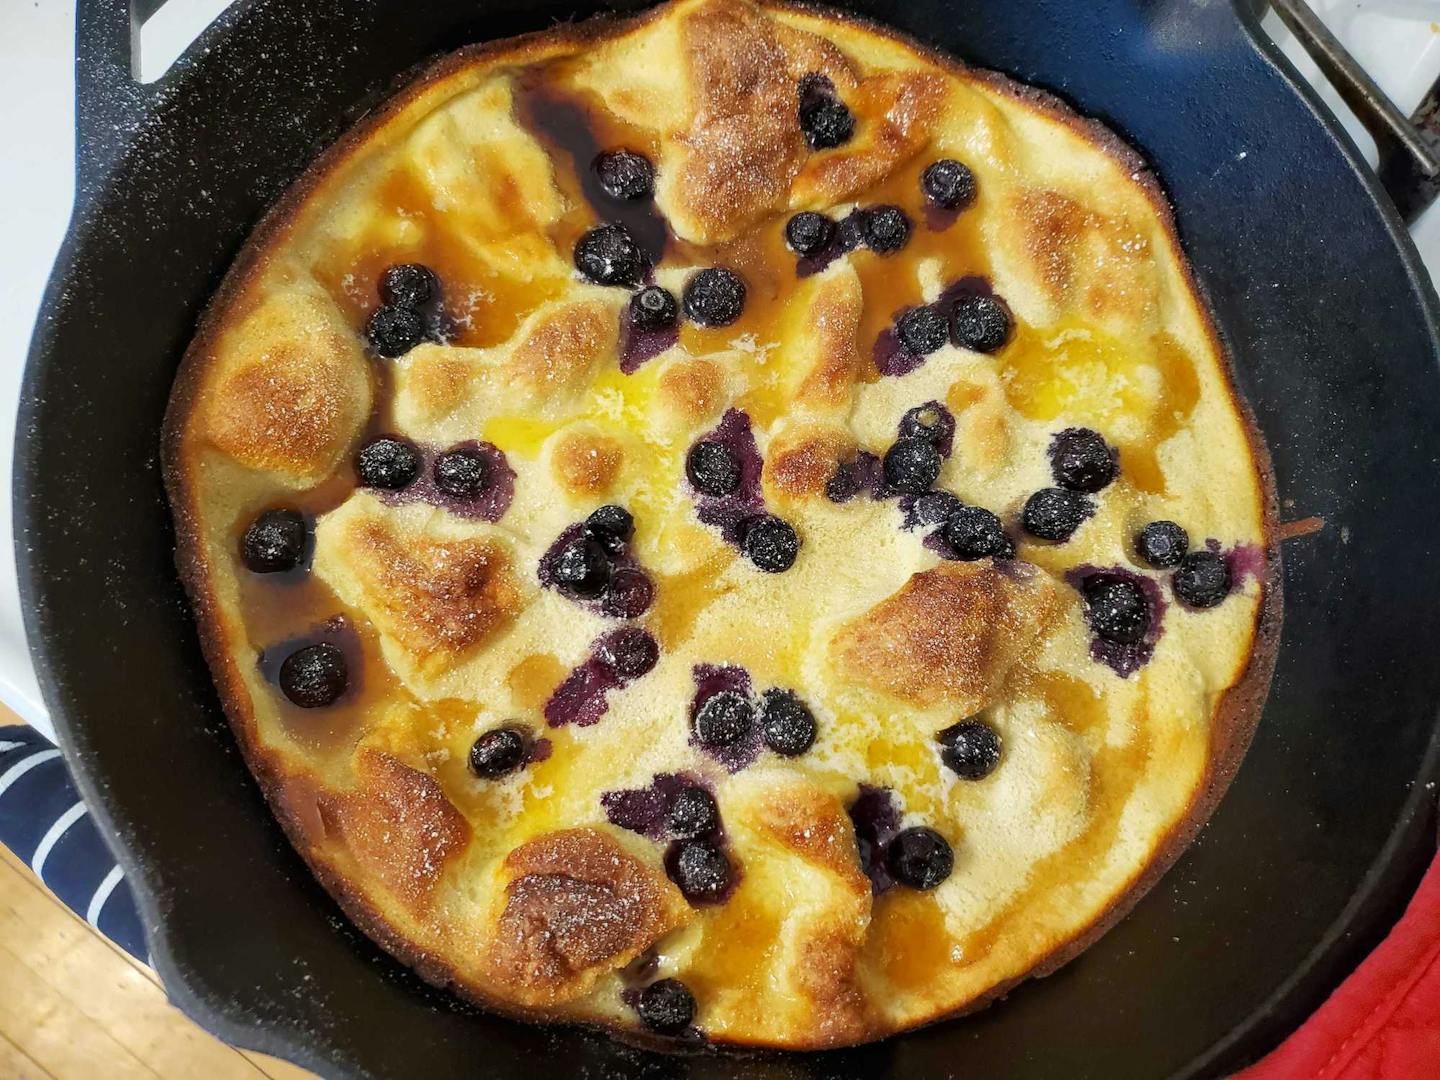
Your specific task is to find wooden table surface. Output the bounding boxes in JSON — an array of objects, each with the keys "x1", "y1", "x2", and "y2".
[{"x1": 0, "y1": 705, "x2": 319, "y2": 1080}]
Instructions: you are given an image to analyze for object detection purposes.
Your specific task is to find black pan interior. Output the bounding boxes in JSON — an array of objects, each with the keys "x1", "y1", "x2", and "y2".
[{"x1": 18, "y1": 1, "x2": 1440, "y2": 1077}]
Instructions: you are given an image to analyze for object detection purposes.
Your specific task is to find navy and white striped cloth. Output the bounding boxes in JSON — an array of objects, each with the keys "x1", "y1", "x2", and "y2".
[{"x1": 0, "y1": 725, "x2": 146, "y2": 959}]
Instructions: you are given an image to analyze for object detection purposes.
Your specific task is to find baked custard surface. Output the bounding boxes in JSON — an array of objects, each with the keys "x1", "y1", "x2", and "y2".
[{"x1": 163, "y1": 0, "x2": 1277, "y2": 1049}]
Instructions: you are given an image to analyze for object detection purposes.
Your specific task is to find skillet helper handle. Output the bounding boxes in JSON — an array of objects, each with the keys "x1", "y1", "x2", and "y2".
[
  {"x1": 1267, "y1": 0, "x2": 1440, "y2": 224},
  {"x1": 74, "y1": 0, "x2": 176, "y2": 199}
]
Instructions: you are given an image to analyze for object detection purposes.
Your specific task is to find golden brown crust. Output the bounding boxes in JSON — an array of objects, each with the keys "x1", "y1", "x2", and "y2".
[
  {"x1": 552, "y1": 429, "x2": 626, "y2": 498},
  {"x1": 830, "y1": 561, "x2": 1067, "y2": 711},
  {"x1": 486, "y1": 829, "x2": 690, "y2": 1005},
  {"x1": 160, "y1": 0, "x2": 1281, "y2": 1053}
]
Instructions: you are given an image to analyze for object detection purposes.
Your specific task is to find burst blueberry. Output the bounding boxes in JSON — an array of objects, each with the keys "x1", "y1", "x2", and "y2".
[
  {"x1": 937, "y1": 719, "x2": 1002, "y2": 781},
  {"x1": 637, "y1": 979, "x2": 696, "y2": 1035},
  {"x1": 278, "y1": 643, "x2": 347, "y2": 708},
  {"x1": 686, "y1": 440, "x2": 742, "y2": 497},
  {"x1": 378, "y1": 263, "x2": 438, "y2": 308},
  {"x1": 1022, "y1": 487, "x2": 1092, "y2": 542},
  {"x1": 241, "y1": 509, "x2": 306, "y2": 574},
  {"x1": 883, "y1": 437, "x2": 942, "y2": 494},
  {"x1": 886, "y1": 826, "x2": 953, "y2": 890},
  {"x1": 897, "y1": 306, "x2": 948, "y2": 355},
  {"x1": 693, "y1": 690, "x2": 754, "y2": 748},
  {"x1": 596, "y1": 627, "x2": 659, "y2": 680},
  {"x1": 683, "y1": 268, "x2": 746, "y2": 327},
  {"x1": 943, "y1": 505, "x2": 1009, "y2": 560},
  {"x1": 1051, "y1": 427, "x2": 1117, "y2": 492},
  {"x1": 584, "y1": 504, "x2": 635, "y2": 553},
  {"x1": 798, "y1": 80, "x2": 855, "y2": 150},
  {"x1": 909, "y1": 490, "x2": 962, "y2": 528},
  {"x1": 552, "y1": 536, "x2": 611, "y2": 599},
  {"x1": 862, "y1": 205, "x2": 911, "y2": 254},
  {"x1": 1135, "y1": 520, "x2": 1189, "y2": 569},
  {"x1": 433, "y1": 446, "x2": 488, "y2": 497},
  {"x1": 629, "y1": 286, "x2": 678, "y2": 332},
  {"x1": 594, "y1": 149, "x2": 654, "y2": 200},
  {"x1": 668, "y1": 786, "x2": 720, "y2": 839},
  {"x1": 1173, "y1": 549, "x2": 1232, "y2": 608},
  {"x1": 921, "y1": 158, "x2": 978, "y2": 210},
  {"x1": 1083, "y1": 577, "x2": 1150, "y2": 645},
  {"x1": 355, "y1": 435, "x2": 420, "y2": 490},
  {"x1": 365, "y1": 305, "x2": 426, "y2": 358},
  {"x1": 759, "y1": 688, "x2": 816, "y2": 756},
  {"x1": 950, "y1": 293, "x2": 1013, "y2": 353},
  {"x1": 574, "y1": 223, "x2": 646, "y2": 287},
  {"x1": 468, "y1": 726, "x2": 527, "y2": 779},
  {"x1": 785, "y1": 211, "x2": 834, "y2": 256},
  {"x1": 742, "y1": 516, "x2": 799, "y2": 573},
  {"x1": 669, "y1": 838, "x2": 732, "y2": 903},
  {"x1": 899, "y1": 402, "x2": 954, "y2": 447}
]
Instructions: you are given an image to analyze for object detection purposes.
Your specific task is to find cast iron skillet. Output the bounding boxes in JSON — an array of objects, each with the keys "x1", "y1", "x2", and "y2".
[{"x1": 17, "y1": 0, "x2": 1440, "y2": 1076}]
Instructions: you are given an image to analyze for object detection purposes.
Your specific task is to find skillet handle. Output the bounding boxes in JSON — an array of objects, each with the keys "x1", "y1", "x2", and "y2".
[{"x1": 74, "y1": 0, "x2": 178, "y2": 199}]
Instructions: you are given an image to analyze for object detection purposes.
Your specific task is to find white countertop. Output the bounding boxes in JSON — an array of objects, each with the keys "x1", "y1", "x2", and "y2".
[{"x1": 3, "y1": 0, "x2": 1438, "y2": 743}]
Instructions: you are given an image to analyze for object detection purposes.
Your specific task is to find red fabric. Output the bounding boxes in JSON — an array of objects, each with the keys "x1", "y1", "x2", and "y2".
[{"x1": 1240, "y1": 850, "x2": 1440, "y2": 1079}]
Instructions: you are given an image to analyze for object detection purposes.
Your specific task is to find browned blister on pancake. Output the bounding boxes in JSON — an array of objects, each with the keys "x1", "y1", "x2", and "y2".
[
  {"x1": 320, "y1": 749, "x2": 471, "y2": 915},
  {"x1": 763, "y1": 424, "x2": 856, "y2": 500},
  {"x1": 485, "y1": 828, "x2": 690, "y2": 1006},
  {"x1": 831, "y1": 561, "x2": 1068, "y2": 711}
]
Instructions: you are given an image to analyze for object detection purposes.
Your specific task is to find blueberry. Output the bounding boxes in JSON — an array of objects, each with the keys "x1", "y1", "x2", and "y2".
[
  {"x1": 862, "y1": 205, "x2": 911, "y2": 254},
  {"x1": 683, "y1": 268, "x2": 746, "y2": 327},
  {"x1": 278, "y1": 643, "x2": 347, "y2": 708},
  {"x1": 897, "y1": 306, "x2": 948, "y2": 355},
  {"x1": 468, "y1": 726, "x2": 527, "y2": 779},
  {"x1": 378, "y1": 263, "x2": 438, "y2": 308},
  {"x1": 899, "y1": 402, "x2": 953, "y2": 447},
  {"x1": 594, "y1": 149, "x2": 654, "y2": 200},
  {"x1": 950, "y1": 294, "x2": 1013, "y2": 353},
  {"x1": 883, "y1": 437, "x2": 942, "y2": 495},
  {"x1": 599, "y1": 567, "x2": 655, "y2": 619},
  {"x1": 585, "y1": 504, "x2": 635, "y2": 553},
  {"x1": 668, "y1": 786, "x2": 719, "y2": 839},
  {"x1": 686, "y1": 440, "x2": 742, "y2": 497},
  {"x1": 433, "y1": 447, "x2": 488, "y2": 497},
  {"x1": 1051, "y1": 428, "x2": 1117, "y2": 493},
  {"x1": 670, "y1": 838, "x2": 732, "y2": 903},
  {"x1": 241, "y1": 509, "x2": 306, "y2": 573},
  {"x1": 1135, "y1": 520, "x2": 1189, "y2": 569},
  {"x1": 921, "y1": 159, "x2": 978, "y2": 210},
  {"x1": 943, "y1": 505, "x2": 1009, "y2": 560},
  {"x1": 574, "y1": 223, "x2": 646, "y2": 287},
  {"x1": 1022, "y1": 487, "x2": 1092, "y2": 542},
  {"x1": 355, "y1": 436, "x2": 420, "y2": 490},
  {"x1": 742, "y1": 515, "x2": 799, "y2": 573},
  {"x1": 910, "y1": 491, "x2": 962, "y2": 528},
  {"x1": 826, "y1": 462, "x2": 862, "y2": 503},
  {"x1": 552, "y1": 537, "x2": 611, "y2": 599},
  {"x1": 1173, "y1": 550, "x2": 1232, "y2": 608},
  {"x1": 785, "y1": 211, "x2": 834, "y2": 256},
  {"x1": 937, "y1": 719, "x2": 1001, "y2": 780},
  {"x1": 693, "y1": 690, "x2": 753, "y2": 748},
  {"x1": 835, "y1": 211, "x2": 867, "y2": 252},
  {"x1": 759, "y1": 688, "x2": 816, "y2": 756},
  {"x1": 636, "y1": 978, "x2": 696, "y2": 1035},
  {"x1": 596, "y1": 627, "x2": 659, "y2": 680},
  {"x1": 799, "y1": 95, "x2": 855, "y2": 150},
  {"x1": 365, "y1": 305, "x2": 426, "y2": 358},
  {"x1": 886, "y1": 826, "x2": 953, "y2": 890},
  {"x1": 629, "y1": 286, "x2": 678, "y2": 332},
  {"x1": 1083, "y1": 577, "x2": 1150, "y2": 645}
]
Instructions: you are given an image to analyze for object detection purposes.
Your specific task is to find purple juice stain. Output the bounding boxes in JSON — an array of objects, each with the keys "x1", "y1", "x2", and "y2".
[
  {"x1": 259, "y1": 615, "x2": 365, "y2": 709},
  {"x1": 874, "y1": 324, "x2": 923, "y2": 378},
  {"x1": 527, "y1": 737, "x2": 553, "y2": 764},
  {"x1": 618, "y1": 303, "x2": 678, "y2": 375},
  {"x1": 1066, "y1": 565, "x2": 1168, "y2": 678},
  {"x1": 690, "y1": 409, "x2": 766, "y2": 546},
  {"x1": 688, "y1": 664, "x2": 762, "y2": 772},
  {"x1": 1209, "y1": 538, "x2": 1266, "y2": 590},
  {"x1": 543, "y1": 627, "x2": 659, "y2": 728},
  {"x1": 379, "y1": 441, "x2": 514, "y2": 522},
  {"x1": 925, "y1": 203, "x2": 961, "y2": 233},
  {"x1": 602, "y1": 772, "x2": 698, "y2": 840},
  {"x1": 848, "y1": 784, "x2": 903, "y2": 896},
  {"x1": 537, "y1": 523, "x2": 655, "y2": 619},
  {"x1": 796, "y1": 208, "x2": 867, "y2": 278},
  {"x1": 826, "y1": 450, "x2": 885, "y2": 504}
]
